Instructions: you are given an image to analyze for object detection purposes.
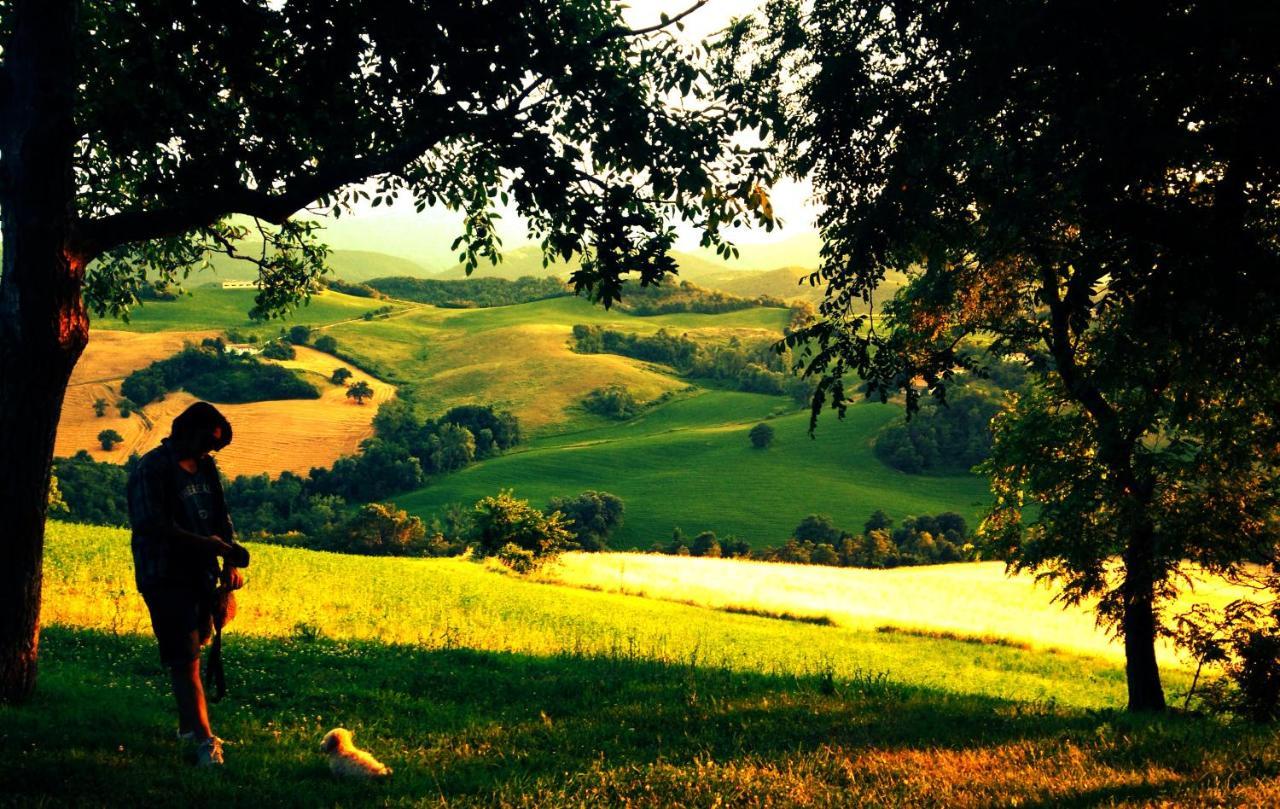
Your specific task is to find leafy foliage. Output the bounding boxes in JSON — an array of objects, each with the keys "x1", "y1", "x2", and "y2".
[
  {"x1": 346, "y1": 381, "x2": 374, "y2": 404},
  {"x1": 259, "y1": 340, "x2": 296, "y2": 361},
  {"x1": 547, "y1": 491, "x2": 625, "y2": 551},
  {"x1": 330, "y1": 503, "x2": 429, "y2": 557},
  {"x1": 469, "y1": 490, "x2": 572, "y2": 564},
  {"x1": 50, "y1": 452, "x2": 130, "y2": 527},
  {"x1": 874, "y1": 388, "x2": 1001, "y2": 474},
  {"x1": 749, "y1": 422, "x2": 775, "y2": 449},
  {"x1": 59, "y1": 0, "x2": 776, "y2": 319},
  {"x1": 581, "y1": 385, "x2": 642, "y2": 420},
  {"x1": 741, "y1": 0, "x2": 1280, "y2": 710}
]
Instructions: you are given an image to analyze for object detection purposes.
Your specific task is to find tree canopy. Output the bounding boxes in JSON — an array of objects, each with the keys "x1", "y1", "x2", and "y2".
[
  {"x1": 0, "y1": 0, "x2": 775, "y2": 701},
  {"x1": 739, "y1": 0, "x2": 1280, "y2": 711}
]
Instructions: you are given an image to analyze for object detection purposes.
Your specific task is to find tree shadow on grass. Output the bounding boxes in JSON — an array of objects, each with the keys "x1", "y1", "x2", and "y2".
[{"x1": 1, "y1": 627, "x2": 1276, "y2": 807}]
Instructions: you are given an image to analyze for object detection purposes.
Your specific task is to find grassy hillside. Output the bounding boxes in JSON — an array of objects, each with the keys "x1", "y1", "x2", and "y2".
[
  {"x1": 325, "y1": 296, "x2": 790, "y2": 432},
  {"x1": 6, "y1": 522, "x2": 1277, "y2": 806},
  {"x1": 396, "y1": 396, "x2": 991, "y2": 549},
  {"x1": 94, "y1": 287, "x2": 398, "y2": 333}
]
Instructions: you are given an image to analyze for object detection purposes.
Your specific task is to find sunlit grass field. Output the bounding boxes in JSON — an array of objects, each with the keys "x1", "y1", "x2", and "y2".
[
  {"x1": 540, "y1": 553, "x2": 1255, "y2": 665},
  {"x1": 398, "y1": 396, "x2": 992, "y2": 549},
  {"x1": 6, "y1": 521, "x2": 1280, "y2": 806}
]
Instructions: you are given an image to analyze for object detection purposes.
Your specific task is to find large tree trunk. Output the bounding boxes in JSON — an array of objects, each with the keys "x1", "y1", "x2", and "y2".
[
  {"x1": 1122, "y1": 521, "x2": 1166, "y2": 712},
  {"x1": 0, "y1": 0, "x2": 84, "y2": 704}
]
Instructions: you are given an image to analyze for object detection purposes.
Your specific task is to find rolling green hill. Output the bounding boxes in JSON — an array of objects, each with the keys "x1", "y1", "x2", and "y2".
[
  {"x1": 92, "y1": 287, "x2": 980, "y2": 547},
  {"x1": 395, "y1": 394, "x2": 991, "y2": 549},
  {"x1": 7, "y1": 521, "x2": 1274, "y2": 806},
  {"x1": 323, "y1": 295, "x2": 792, "y2": 432}
]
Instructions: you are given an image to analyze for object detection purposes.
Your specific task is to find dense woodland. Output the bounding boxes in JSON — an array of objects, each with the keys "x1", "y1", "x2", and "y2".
[{"x1": 120, "y1": 339, "x2": 319, "y2": 405}]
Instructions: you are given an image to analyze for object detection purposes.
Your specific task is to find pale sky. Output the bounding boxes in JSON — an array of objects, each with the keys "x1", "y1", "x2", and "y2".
[{"x1": 316, "y1": 0, "x2": 819, "y2": 271}]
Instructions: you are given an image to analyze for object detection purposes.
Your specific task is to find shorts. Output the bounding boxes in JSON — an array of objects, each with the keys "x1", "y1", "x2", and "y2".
[{"x1": 141, "y1": 586, "x2": 212, "y2": 668}]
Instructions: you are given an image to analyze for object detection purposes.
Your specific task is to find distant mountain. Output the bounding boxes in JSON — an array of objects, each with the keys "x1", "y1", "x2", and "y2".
[
  {"x1": 199, "y1": 246, "x2": 433, "y2": 284},
  {"x1": 694, "y1": 266, "x2": 825, "y2": 303},
  {"x1": 432, "y1": 244, "x2": 736, "y2": 282}
]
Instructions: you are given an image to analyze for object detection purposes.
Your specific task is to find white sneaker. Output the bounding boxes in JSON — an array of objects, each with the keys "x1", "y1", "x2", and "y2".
[{"x1": 195, "y1": 736, "x2": 224, "y2": 767}]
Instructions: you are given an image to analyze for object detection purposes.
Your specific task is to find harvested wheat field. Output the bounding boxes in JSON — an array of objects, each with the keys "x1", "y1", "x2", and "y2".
[{"x1": 55, "y1": 332, "x2": 394, "y2": 477}]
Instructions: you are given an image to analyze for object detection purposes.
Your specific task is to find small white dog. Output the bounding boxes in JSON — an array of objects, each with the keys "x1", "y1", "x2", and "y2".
[{"x1": 320, "y1": 728, "x2": 393, "y2": 778}]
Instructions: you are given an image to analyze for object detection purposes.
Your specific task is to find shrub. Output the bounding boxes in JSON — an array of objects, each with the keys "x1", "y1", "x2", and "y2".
[
  {"x1": 260, "y1": 340, "x2": 296, "y2": 360},
  {"x1": 116, "y1": 398, "x2": 136, "y2": 418},
  {"x1": 314, "y1": 334, "x2": 338, "y2": 354},
  {"x1": 1175, "y1": 595, "x2": 1280, "y2": 723},
  {"x1": 92, "y1": 398, "x2": 107, "y2": 417},
  {"x1": 98, "y1": 429, "x2": 124, "y2": 451},
  {"x1": 690, "y1": 531, "x2": 721, "y2": 558},
  {"x1": 288, "y1": 324, "x2": 312, "y2": 345},
  {"x1": 793, "y1": 514, "x2": 841, "y2": 544},
  {"x1": 427, "y1": 423, "x2": 475, "y2": 472},
  {"x1": 331, "y1": 367, "x2": 353, "y2": 385},
  {"x1": 749, "y1": 422, "x2": 775, "y2": 449},
  {"x1": 120, "y1": 366, "x2": 167, "y2": 405},
  {"x1": 329, "y1": 502, "x2": 427, "y2": 556},
  {"x1": 582, "y1": 385, "x2": 641, "y2": 420},
  {"x1": 496, "y1": 542, "x2": 539, "y2": 574},
  {"x1": 469, "y1": 490, "x2": 572, "y2": 561},
  {"x1": 547, "y1": 491, "x2": 625, "y2": 551}
]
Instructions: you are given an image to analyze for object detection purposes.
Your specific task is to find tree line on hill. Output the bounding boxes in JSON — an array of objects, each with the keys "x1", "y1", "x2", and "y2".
[
  {"x1": 572, "y1": 323, "x2": 813, "y2": 402},
  {"x1": 364, "y1": 275, "x2": 570, "y2": 308},
  {"x1": 120, "y1": 338, "x2": 319, "y2": 406},
  {"x1": 50, "y1": 398, "x2": 522, "y2": 549},
  {"x1": 653, "y1": 511, "x2": 975, "y2": 568},
  {"x1": 610, "y1": 281, "x2": 787, "y2": 316}
]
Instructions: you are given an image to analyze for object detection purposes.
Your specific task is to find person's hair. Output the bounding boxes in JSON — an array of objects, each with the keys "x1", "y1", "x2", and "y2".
[{"x1": 170, "y1": 402, "x2": 232, "y2": 456}]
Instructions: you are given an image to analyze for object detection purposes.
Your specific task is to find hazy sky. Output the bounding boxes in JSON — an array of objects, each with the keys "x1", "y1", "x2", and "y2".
[{"x1": 316, "y1": 0, "x2": 818, "y2": 270}]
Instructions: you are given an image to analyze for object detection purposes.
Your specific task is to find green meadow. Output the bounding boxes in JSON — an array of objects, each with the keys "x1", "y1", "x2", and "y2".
[
  {"x1": 396, "y1": 394, "x2": 992, "y2": 549},
  {"x1": 5, "y1": 521, "x2": 1276, "y2": 806}
]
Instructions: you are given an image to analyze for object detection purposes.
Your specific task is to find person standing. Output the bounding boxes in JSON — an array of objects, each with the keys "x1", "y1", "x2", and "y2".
[{"x1": 126, "y1": 402, "x2": 249, "y2": 767}]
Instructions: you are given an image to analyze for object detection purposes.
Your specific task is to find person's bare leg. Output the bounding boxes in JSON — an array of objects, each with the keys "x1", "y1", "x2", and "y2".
[{"x1": 169, "y1": 659, "x2": 213, "y2": 740}]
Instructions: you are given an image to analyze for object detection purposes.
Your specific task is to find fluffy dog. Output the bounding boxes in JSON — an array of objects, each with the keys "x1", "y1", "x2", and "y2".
[{"x1": 320, "y1": 728, "x2": 392, "y2": 778}]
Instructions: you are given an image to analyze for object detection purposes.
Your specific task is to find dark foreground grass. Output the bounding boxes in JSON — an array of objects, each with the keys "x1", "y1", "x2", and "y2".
[{"x1": 3, "y1": 627, "x2": 1278, "y2": 808}]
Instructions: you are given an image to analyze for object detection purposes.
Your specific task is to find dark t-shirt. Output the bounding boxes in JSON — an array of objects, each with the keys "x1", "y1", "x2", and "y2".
[{"x1": 127, "y1": 439, "x2": 233, "y2": 592}]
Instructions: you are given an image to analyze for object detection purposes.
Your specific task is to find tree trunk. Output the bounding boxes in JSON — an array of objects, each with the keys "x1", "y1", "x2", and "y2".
[
  {"x1": 0, "y1": 0, "x2": 83, "y2": 704},
  {"x1": 1122, "y1": 521, "x2": 1167, "y2": 712}
]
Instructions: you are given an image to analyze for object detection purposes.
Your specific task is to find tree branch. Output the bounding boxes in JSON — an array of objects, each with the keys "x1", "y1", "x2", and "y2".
[
  {"x1": 70, "y1": 125, "x2": 455, "y2": 261},
  {"x1": 589, "y1": 0, "x2": 709, "y2": 48}
]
